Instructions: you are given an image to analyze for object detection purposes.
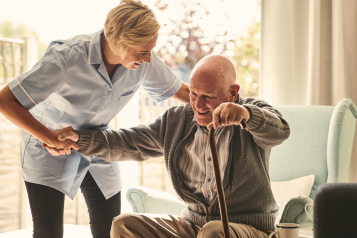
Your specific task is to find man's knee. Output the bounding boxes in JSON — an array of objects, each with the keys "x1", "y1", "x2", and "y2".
[
  {"x1": 197, "y1": 221, "x2": 224, "y2": 238},
  {"x1": 111, "y1": 213, "x2": 140, "y2": 237}
]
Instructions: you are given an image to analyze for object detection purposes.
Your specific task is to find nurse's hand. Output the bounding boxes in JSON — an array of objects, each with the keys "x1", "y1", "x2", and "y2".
[{"x1": 43, "y1": 126, "x2": 79, "y2": 156}]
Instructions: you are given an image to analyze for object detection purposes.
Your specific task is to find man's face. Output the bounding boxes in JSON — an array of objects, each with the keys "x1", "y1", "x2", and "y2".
[
  {"x1": 189, "y1": 71, "x2": 231, "y2": 127},
  {"x1": 106, "y1": 33, "x2": 158, "y2": 70}
]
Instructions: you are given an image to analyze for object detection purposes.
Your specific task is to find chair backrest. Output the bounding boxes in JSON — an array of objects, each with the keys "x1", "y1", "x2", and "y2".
[{"x1": 269, "y1": 98, "x2": 357, "y2": 199}]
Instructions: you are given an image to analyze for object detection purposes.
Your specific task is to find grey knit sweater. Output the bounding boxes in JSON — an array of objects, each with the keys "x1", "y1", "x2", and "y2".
[{"x1": 76, "y1": 96, "x2": 290, "y2": 230}]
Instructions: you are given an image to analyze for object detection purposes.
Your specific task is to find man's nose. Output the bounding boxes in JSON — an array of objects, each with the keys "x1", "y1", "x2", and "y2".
[
  {"x1": 143, "y1": 52, "x2": 151, "y2": 63},
  {"x1": 195, "y1": 96, "x2": 205, "y2": 109}
]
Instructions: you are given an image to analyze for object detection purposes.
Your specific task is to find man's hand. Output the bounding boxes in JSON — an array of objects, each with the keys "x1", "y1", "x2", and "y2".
[
  {"x1": 43, "y1": 126, "x2": 80, "y2": 156},
  {"x1": 207, "y1": 103, "x2": 251, "y2": 129}
]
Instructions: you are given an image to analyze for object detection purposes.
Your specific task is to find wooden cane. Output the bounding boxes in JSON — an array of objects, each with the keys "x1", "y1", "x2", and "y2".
[
  {"x1": 208, "y1": 120, "x2": 246, "y2": 238},
  {"x1": 209, "y1": 127, "x2": 230, "y2": 238}
]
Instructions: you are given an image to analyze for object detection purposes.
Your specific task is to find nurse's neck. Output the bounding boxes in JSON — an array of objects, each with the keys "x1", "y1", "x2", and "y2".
[{"x1": 100, "y1": 35, "x2": 120, "y2": 79}]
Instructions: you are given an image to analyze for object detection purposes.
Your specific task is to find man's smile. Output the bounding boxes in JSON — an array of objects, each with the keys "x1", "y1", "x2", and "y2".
[{"x1": 197, "y1": 110, "x2": 209, "y2": 114}]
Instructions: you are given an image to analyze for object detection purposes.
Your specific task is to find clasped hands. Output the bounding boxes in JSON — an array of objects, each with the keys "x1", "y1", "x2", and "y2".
[
  {"x1": 42, "y1": 127, "x2": 80, "y2": 156},
  {"x1": 44, "y1": 103, "x2": 250, "y2": 156}
]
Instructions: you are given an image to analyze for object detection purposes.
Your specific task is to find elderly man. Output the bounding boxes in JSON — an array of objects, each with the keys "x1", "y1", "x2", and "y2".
[{"x1": 50, "y1": 55, "x2": 290, "y2": 237}]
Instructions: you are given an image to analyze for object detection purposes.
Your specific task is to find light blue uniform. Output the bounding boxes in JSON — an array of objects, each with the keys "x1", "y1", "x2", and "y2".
[{"x1": 8, "y1": 29, "x2": 182, "y2": 199}]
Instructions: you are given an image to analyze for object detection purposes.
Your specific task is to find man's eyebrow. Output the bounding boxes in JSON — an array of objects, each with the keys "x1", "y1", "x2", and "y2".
[
  {"x1": 204, "y1": 93, "x2": 215, "y2": 97},
  {"x1": 201, "y1": 90, "x2": 217, "y2": 97},
  {"x1": 190, "y1": 90, "x2": 215, "y2": 97}
]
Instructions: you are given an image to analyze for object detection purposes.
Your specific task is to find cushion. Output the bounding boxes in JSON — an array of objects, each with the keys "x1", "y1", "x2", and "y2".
[{"x1": 271, "y1": 174, "x2": 315, "y2": 223}]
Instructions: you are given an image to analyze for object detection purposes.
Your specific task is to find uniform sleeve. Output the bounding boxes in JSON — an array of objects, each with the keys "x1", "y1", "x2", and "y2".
[
  {"x1": 7, "y1": 44, "x2": 66, "y2": 110},
  {"x1": 140, "y1": 50, "x2": 183, "y2": 102}
]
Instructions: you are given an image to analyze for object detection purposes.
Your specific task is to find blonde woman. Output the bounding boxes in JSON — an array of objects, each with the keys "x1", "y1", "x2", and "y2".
[{"x1": 0, "y1": 0, "x2": 189, "y2": 237}]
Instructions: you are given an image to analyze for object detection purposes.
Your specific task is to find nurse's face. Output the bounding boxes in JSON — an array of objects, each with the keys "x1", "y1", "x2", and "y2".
[
  {"x1": 104, "y1": 33, "x2": 158, "y2": 70},
  {"x1": 122, "y1": 34, "x2": 158, "y2": 70}
]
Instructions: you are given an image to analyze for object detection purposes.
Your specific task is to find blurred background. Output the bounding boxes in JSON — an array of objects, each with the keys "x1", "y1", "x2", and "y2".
[{"x1": 0, "y1": 0, "x2": 261, "y2": 232}]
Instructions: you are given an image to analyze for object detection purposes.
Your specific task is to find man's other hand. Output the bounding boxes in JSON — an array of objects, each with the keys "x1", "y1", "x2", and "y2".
[{"x1": 207, "y1": 103, "x2": 251, "y2": 129}]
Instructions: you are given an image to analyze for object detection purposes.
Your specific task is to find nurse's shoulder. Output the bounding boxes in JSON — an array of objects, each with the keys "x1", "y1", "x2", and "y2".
[
  {"x1": 43, "y1": 31, "x2": 100, "y2": 66},
  {"x1": 46, "y1": 32, "x2": 93, "y2": 53}
]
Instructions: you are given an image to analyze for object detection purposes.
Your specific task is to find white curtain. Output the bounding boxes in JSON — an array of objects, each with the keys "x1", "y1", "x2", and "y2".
[{"x1": 260, "y1": 0, "x2": 357, "y2": 182}]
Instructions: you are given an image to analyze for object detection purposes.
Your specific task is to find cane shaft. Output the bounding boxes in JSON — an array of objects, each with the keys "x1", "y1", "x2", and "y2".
[{"x1": 209, "y1": 128, "x2": 230, "y2": 238}]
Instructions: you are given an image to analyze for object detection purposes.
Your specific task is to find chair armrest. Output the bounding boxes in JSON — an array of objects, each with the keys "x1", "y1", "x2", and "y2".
[
  {"x1": 280, "y1": 196, "x2": 313, "y2": 228},
  {"x1": 126, "y1": 186, "x2": 187, "y2": 216}
]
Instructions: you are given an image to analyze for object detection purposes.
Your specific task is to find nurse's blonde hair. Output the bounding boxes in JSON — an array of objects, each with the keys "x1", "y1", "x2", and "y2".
[{"x1": 104, "y1": 0, "x2": 160, "y2": 59}]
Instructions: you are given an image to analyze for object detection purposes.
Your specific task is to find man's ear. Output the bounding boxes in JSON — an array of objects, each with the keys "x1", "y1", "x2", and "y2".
[{"x1": 229, "y1": 84, "x2": 240, "y2": 102}]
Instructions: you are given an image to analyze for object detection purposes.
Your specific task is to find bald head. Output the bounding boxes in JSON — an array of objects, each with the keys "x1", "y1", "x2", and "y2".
[
  {"x1": 190, "y1": 55, "x2": 236, "y2": 90},
  {"x1": 189, "y1": 54, "x2": 240, "y2": 127}
]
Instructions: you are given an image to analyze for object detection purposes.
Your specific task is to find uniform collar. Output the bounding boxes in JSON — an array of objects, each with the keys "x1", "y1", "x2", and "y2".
[{"x1": 88, "y1": 29, "x2": 104, "y2": 65}]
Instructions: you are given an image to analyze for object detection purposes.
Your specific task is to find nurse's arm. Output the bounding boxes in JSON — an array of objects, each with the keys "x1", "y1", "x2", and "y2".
[
  {"x1": 0, "y1": 86, "x2": 79, "y2": 152},
  {"x1": 171, "y1": 82, "x2": 190, "y2": 104}
]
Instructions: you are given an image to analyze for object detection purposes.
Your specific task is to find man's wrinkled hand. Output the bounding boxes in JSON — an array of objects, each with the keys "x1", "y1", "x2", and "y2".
[{"x1": 207, "y1": 103, "x2": 250, "y2": 130}]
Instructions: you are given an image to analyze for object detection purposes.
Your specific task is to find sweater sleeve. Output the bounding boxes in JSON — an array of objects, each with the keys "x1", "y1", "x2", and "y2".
[
  {"x1": 75, "y1": 111, "x2": 171, "y2": 162},
  {"x1": 242, "y1": 98, "x2": 290, "y2": 149}
]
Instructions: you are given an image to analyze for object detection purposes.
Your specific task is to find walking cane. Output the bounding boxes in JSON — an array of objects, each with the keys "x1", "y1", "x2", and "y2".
[{"x1": 209, "y1": 121, "x2": 246, "y2": 238}]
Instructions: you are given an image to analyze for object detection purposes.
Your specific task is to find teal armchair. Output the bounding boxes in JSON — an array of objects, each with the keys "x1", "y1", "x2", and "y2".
[
  {"x1": 271, "y1": 98, "x2": 357, "y2": 227},
  {"x1": 126, "y1": 98, "x2": 357, "y2": 228}
]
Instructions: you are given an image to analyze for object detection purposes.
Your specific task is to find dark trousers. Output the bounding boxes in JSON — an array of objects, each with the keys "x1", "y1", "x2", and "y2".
[{"x1": 25, "y1": 171, "x2": 121, "y2": 238}]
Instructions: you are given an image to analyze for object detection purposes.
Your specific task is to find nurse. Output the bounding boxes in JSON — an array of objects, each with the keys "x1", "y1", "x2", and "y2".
[{"x1": 0, "y1": 0, "x2": 190, "y2": 237}]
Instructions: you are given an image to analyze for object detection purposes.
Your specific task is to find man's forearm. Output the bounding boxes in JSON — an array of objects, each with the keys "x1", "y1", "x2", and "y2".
[
  {"x1": 243, "y1": 103, "x2": 290, "y2": 149},
  {"x1": 75, "y1": 124, "x2": 165, "y2": 162}
]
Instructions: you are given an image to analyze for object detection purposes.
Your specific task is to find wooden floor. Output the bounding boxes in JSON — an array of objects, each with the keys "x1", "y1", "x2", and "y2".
[{"x1": 0, "y1": 224, "x2": 92, "y2": 238}]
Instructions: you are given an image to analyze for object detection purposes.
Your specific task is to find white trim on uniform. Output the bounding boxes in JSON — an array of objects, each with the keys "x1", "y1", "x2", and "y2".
[
  {"x1": 88, "y1": 34, "x2": 96, "y2": 64},
  {"x1": 152, "y1": 76, "x2": 179, "y2": 97},
  {"x1": 15, "y1": 78, "x2": 37, "y2": 106}
]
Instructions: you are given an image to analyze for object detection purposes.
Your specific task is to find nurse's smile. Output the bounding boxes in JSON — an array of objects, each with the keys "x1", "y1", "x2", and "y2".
[{"x1": 101, "y1": 33, "x2": 158, "y2": 70}]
